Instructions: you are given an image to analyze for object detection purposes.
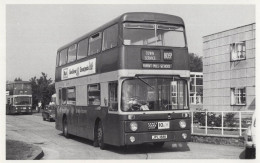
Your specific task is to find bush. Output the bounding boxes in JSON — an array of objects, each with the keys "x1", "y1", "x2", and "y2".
[
  {"x1": 194, "y1": 111, "x2": 222, "y2": 127},
  {"x1": 224, "y1": 113, "x2": 237, "y2": 128}
]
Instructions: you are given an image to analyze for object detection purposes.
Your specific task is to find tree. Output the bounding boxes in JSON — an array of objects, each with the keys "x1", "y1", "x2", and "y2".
[
  {"x1": 14, "y1": 77, "x2": 22, "y2": 81},
  {"x1": 189, "y1": 53, "x2": 203, "y2": 72},
  {"x1": 29, "y1": 72, "x2": 55, "y2": 109}
]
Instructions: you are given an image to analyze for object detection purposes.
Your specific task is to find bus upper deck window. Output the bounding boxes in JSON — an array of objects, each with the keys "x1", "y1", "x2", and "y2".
[
  {"x1": 89, "y1": 33, "x2": 102, "y2": 56},
  {"x1": 123, "y1": 23, "x2": 185, "y2": 47},
  {"x1": 77, "y1": 38, "x2": 88, "y2": 60},
  {"x1": 102, "y1": 24, "x2": 118, "y2": 51},
  {"x1": 68, "y1": 44, "x2": 77, "y2": 63},
  {"x1": 56, "y1": 52, "x2": 60, "y2": 67},
  {"x1": 59, "y1": 49, "x2": 68, "y2": 66}
]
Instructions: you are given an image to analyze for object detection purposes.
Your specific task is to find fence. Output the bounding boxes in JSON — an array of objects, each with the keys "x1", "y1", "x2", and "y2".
[{"x1": 191, "y1": 110, "x2": 254, "y2": 137}]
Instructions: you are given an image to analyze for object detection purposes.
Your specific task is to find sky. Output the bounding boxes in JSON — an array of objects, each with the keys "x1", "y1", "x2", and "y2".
[{"x1": 5, "y1": 4, "x2": 255, "y2": 81}]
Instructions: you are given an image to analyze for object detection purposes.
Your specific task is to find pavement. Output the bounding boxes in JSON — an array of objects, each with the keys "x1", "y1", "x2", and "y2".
[
  {"x1": 6, "y1": 111, "x2": 44, "y2": 160},
  {"x1": 27, "y1": 142, "x2": 44, "y2": 160},
  {"x1": 6, "y1": 114, "x2": 246, "y2": 159}
]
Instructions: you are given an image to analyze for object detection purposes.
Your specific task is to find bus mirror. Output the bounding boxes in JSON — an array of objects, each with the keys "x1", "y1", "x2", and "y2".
[{"x1": 104, "y1": 98, "x2": 107, "y2": 106}]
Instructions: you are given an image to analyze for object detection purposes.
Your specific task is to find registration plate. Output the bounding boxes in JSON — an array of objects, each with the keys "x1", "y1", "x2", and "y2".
[
  {"x1": 158, "y1": 121, "x2": 170, "y2": 129},
  {"x1": 152, "y1": 135, "x2": 167, "y2": 140}
]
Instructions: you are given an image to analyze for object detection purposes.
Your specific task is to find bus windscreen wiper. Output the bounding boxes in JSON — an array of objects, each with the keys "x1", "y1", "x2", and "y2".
[{"x1": 136, "y1": 76, "x2": 154, "y2": 90}]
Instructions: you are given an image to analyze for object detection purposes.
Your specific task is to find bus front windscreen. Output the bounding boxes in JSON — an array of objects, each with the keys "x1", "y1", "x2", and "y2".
[
  {"x1": 14, "y1": 96, "x2": 31, "y2": 105},
  {"x1": 123, "y1": 23, "x2": 185, "y2": 47},
  {"x1": 121, "y1": 77, "x2": 188, "y2": 112}
]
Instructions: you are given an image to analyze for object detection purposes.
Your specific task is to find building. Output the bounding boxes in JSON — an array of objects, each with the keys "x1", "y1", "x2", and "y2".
[
  {"x1": 203, "y1": 23, "x2": 255, "y2": 111},
  {"x1": 190, "y1": 72, "x2": 203, "y2": 111}
]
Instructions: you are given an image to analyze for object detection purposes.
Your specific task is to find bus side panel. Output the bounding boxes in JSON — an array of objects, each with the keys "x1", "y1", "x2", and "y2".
[
  {"x1": 99, "y1": 47, "x2": 120, "y2": 73},
  {"x1": 77, "y1": 106, "x2": 93, "y2": 139},
  {"x1": 79, "y1": 106, "x2": 107, "y2": 141},
  {"x1": 103, "y1": 113, "x2": 125, "y2": 146},
  {"x1": 67, "y1": 105, "x2": 77, "y2": 135},
  {"x1": 78, "y1": 106, "x2": 125, "y2": 146}
]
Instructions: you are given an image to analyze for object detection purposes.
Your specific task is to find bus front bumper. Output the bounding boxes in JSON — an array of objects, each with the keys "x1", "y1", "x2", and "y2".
[{"x1": 125, "y1": 130, "x2": 190, "y2": 145}]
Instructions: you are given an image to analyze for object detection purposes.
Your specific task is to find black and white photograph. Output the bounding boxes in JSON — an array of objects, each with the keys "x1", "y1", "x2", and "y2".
[{"x1": 1, "y1": 0, "x2": 258, "y2": 161}]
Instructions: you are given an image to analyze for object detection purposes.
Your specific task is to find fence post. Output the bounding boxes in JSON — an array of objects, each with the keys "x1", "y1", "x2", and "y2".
[
  {"x1": 221, "y1": 111, "x2": 224, "y2": 135},
  {"x1": 239, "y1": 111, "x2": 242, "y2": 136},
  {"x1": 191, "y1": 111, "x2": 193, "y2": 134},
  {"x1": 205, "y1": 111, "x2": 207, "y2": 135}
]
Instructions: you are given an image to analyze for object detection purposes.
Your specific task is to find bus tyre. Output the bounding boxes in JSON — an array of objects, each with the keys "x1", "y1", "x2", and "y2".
[
  {"x1": 245, "y1": 148, "x2": 255, "y2": 159},
  {"x1": 97, "y1": 121, "x2": 106, "y2": 150},
  {"x1": 153, "y1": 142, "x2": 165, "y2": 148},
  {"x1": 63, "y1": 117, "x2": 69, "y2": 138}
]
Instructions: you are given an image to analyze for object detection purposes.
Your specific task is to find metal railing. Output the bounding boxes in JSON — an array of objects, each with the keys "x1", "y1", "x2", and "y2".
[{"x1": 191, "y1": 110, "x2": 254, "y2": 137}]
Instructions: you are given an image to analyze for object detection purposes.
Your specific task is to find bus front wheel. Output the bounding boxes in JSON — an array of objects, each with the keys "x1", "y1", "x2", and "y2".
[{"x1": 63, "y1": 117, "x2": 69, "y2": 138}]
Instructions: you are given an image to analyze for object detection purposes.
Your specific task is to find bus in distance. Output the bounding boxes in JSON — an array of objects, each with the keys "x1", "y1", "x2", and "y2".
[
  {"x1": 6, "y1": 81, "x2": 33, "y2": 115},
  {"x1": 55, "y1": 12, "x2": 191, "y2": 149}
]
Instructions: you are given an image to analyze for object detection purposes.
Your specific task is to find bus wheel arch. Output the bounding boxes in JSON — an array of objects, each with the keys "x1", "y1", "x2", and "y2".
[
  {"x1": 62, "y1": 114, "x2": 69, "y2": 138},
  {"x1": 93, "y1": 118, "x2": 100, "y2": 147},
  {"x1": 94, "y1": 118, "x2": 106, "y2": 149}
]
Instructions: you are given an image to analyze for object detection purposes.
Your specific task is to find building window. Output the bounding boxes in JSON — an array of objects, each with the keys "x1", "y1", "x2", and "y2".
[
  {"x1": 88, "y1": 84, "x2": 101, "y2": 105},
  {"x1": 108, "y1": 82, "x2": 118, "y2": 111},
  {"x1": 89, "y1": 32, "x2": 102, "y2": 56},
  {"x1": 231, "y1": 88, "x2": 246, "y2": 105},
  {"x1": 67, "y1": 87, "x2": 76, "y2": 105},
  {"x1": 68, "y1": 44, "x2": 77, "y2": 63},
  {"x1": 77, "y1": 38, "x2": 88, "y2": 60},
  {"x1": 230, "y1": 42, "x2": 246, "y2": 61},
  {"x1": 190, "y1": 73, "x2": 203, "y2": 104},
  {"x1": 102, "y1": 24, "x2": 118, "y2": 51}
]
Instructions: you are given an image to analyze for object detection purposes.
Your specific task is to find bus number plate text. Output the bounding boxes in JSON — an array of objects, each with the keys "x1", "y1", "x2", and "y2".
[{"x1": 152, "y1": 135, "x2": 167, "y2": 140}]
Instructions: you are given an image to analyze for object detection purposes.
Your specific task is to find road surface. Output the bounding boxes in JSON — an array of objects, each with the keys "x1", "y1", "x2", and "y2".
[{"x1": 6, "y1": 114, "x2": 245, "y2": 159}]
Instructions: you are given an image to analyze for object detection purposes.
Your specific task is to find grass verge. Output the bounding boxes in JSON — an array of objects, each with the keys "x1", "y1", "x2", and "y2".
[{"x1": 6, "y1": 139, "x2": 41, "y2": 160}]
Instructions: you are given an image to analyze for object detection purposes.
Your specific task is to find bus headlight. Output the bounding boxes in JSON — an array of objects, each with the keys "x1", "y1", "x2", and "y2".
[
  {"x1": 179, "y1": 120, "x2": 186, "y2": 128},
  {"x1": 130, "y1": 136, "x2": 135, "y2": 142},
  {"x1": 182, "y1": 133, "x2": 187, "y2": 139},
  {"x1": 130, "y1": 122, "x2": 138, "y2": 131}
]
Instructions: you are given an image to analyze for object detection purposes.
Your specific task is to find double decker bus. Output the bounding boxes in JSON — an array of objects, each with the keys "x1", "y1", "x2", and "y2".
[
  {"x1": 6, "y1": 81, "x2": 33, "y2": 114},
  {"x1": 55, "y1": 12, "x2": 191, "y2": 149}
]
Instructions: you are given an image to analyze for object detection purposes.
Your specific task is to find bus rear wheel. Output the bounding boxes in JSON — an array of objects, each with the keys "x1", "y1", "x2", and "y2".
[
  {"x1": 63, "y1": 117, "x2": 69, "y2": 138},
  {"x1": 97, "y1": 121, "x2": 106, "y2": 150}
]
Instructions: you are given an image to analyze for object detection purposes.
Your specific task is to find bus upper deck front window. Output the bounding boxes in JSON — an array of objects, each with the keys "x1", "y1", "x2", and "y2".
[
  {"x1": 121, "y1": 78, "x2": 188, "y2": 112},
  {"x1": 123, "y1": 23, "x2": 185, "y2": 47}
]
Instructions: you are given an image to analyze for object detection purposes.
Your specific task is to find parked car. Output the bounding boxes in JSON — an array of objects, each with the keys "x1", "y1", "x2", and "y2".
[
  {"x1": 42, "y1": 105, "x2": 56, "y2": 122},
  {"x1": 244, "y1": 112, "x2": 256, "y2": 159}
]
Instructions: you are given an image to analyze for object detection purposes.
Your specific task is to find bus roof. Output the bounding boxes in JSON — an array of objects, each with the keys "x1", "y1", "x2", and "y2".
[{"x1": 57, "y1": 12, "x2": 184, "y2": 52}]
